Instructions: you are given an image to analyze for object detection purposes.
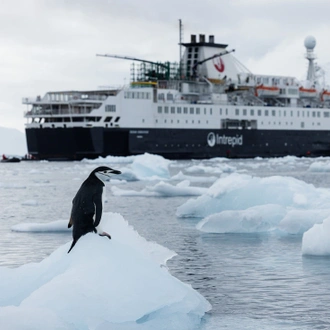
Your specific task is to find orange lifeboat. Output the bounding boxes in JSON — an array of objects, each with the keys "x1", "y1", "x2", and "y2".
[
  {"x1": 255, "y1": 84, "x2": 280, "y2": 97},
  {"x1": 321, "y1": 90, "x2": 330, "y2": 102},
  {"x1": 299, "y1": 87, "x2": 318, "y2": 98}
]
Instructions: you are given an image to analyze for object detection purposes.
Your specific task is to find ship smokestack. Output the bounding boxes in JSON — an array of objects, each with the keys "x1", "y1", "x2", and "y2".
[
  {"x1": 209, "y1": 35, "x2": 214, "y2": 43},
  {"x1": 199, "y1": 34, "x2": 205, "y2": 43},
  {"x1": 191, "y1": 34, "x2": 196, "y2": 43}
]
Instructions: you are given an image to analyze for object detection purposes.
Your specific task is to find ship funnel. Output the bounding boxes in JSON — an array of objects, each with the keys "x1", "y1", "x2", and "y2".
[
  {"x1": 209, "y1": 35, "x2": 214, "y2": 43},
  {"x1": 199, "y1": 34, "x2": 205, "y2": 43},
  {"x1": 191, "y1": 34, "x2": 196, "y2": 43}
]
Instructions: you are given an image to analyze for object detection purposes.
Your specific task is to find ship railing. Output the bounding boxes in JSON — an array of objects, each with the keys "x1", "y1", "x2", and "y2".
[
  {"x1": 24, "y1": 108, "x2": 94, "y2": 117},
  {"x1": 22, "y1": 96, "x2": 42, "y2": 104}
]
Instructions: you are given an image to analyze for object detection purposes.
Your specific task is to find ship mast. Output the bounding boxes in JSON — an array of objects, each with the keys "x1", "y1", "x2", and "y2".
[
  {"x1": 179, "y1": 19, "x2": 183, "y2": 79},
  {"x1": 304, "y1": 36, "x2": 317, "y2": 86}
]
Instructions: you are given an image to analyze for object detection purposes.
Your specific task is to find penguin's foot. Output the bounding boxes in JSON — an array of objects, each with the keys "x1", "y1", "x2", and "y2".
[{"x1": 99, "y1": 231, "x2": 111, "y2": 239}]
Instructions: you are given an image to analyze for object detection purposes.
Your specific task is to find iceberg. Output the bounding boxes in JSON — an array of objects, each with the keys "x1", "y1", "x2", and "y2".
[
  {"x1": 302, "y1": 216, "x2": 330, "y2": 256},
  {"x1": 176, "y1": 173, "x2": 330, "y2": 235},
  {"x1": 1, "y1": 213, "x2": 211, "y2": 329}
]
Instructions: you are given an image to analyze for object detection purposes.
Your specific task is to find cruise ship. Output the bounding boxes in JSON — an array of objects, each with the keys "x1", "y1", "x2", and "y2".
[{"x1": 23, "y1": 25, "x2": 330, "y2": 160}]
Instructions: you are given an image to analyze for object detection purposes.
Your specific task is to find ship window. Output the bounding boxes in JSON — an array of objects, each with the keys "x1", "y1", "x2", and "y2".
[
  {"x1": 158, "y1": 93, "x2": 165, "y2": 100},
  {"x1": 190, "y1": 108, "x2": 194, "y2": 114},
  {"x1": 114, "y1": 117, "x2": 120, "y2": 122},
  {"x1": 158, "y1": 106, "x2": 162, "y2": 113},
  {"x1": 250, "y1": 109, "x2": 254, "y2": 116},
  {"x1": 272, "y1": 110, "x2": 276, "y2": 116},
  {"x1": 171, "y1": 107, "x2": 175, "y2": 114},
  {"x1": 184, "y1": 107, "x2": 188, "y2": 114},
  {"x1": 167, "y1": 93, "x2": 173, "y2": 101},
  {"x1": 210, "y1": 108, "x2": 212, "y2": 115},
  {"x1": 188, "y1": 54, "x2": 192, "y2": 59},
  {"x1": 243, "y1": 109, "x2": 247, "y2": 115},
  {"x1": 164, "y1": 106, "x2": 169, "y2": 114},
  {"x1": 301, "y1": 122, "x2": 305, "y2": 128},
  {"x1": 156, "y1": 119, "x2": 158, "y2": 123},
  {"x1": 188, "y1": 47, "x2": 192, "y2": 53},
  {"x1": 177, "y1": 107, "x2": 182, "y2": 114},
  {"x1": 204, "y1": 108, "x2": 206, "y2": 115},
  {"x1": 105, "y1": 105, "x2": 116, "y2": 112},
  {"x1": 258, "y1": 110, "x2": 261, "y2": 116},
  {"x1": 297, "y1": 111, "x2": 300, "y2": 117},
  {"x1": 104, "y1": 117, "x2": 112, "y2": 122},
  {"x1": 291, "y1": 111, "x2": 293, "y2": 117},
  {"x1": 307, "y1": 111, "x2": 309, "y2": 117},
  {"x1": 194, "y1": 47, "x2": 199, "y2": 52},
  {"x1": 220, "y1": 108, "x2": 222, "y2": 115},
  {"x1": 235, "y1": 109, "x2": 239, "y2": 115},
  {"x1": 324, "y1": 112, "x2": 330, "y2": 118},
  {"x1": 194, "y1": 53, "x2": 198, "y2": 59},
  {"x1": 226, "y1": 108, "x2": 228, "y2": 115},
  {"x1": 164, "y1": 119, "x2": 167, "y2": 123},
  {"x1": 196, "y1": 108, "x2": 200, "y2": 114},
  {"x1": 312, "y1": 111, "x2": 316, "y2": 117},
  {"x1": 265, "y1": 110, "x2": 269, "y2": 116},
  {"x1": 317, "y1": 112, "x2": 321, "y2": 117}
]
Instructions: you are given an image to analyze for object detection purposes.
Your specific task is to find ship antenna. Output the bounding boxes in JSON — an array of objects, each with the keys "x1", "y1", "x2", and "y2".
[{"x1": 179, "y1": 19, "x2": 183, "y2": 80}]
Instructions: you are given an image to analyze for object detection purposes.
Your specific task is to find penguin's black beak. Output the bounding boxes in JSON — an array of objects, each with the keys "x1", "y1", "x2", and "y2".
[{"x1": 110, "y1": 169, "x2": 121, "y2": 175}]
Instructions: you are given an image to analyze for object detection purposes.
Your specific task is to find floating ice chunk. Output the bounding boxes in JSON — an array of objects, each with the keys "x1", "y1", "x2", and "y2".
[
  {"x1": 21, "y1": 199, "x2": 39, "y2": 206},
  {"x1": 0, "y1": 182, "x2": 26, "y2": 189},
  {"x1": 11, "y1": 220, "x2": 69, "y2": 233},
  {"x1": 196, "y1": 204, "x2": 286, "y2": 233},
  {"x1": 131, "y1": 153, "x2": 171, "y2": 180},
  {"x1": 177, "y1": 173, "x2": 329, "y2": 219},
  {"x1": 302, "y1": 216, "x2": 330, "y2": 256},
  {"x1": 1, "y1": 213, "x2": 210, "y2": 329},
  {"x1": 185, "y1": 163, "x2": 235, "y2": 175},
  {"x1": 308, "y1": 161, "x2": 330, "y2": 172},
  {"x1": 82, "y1": 155, "x2": 137, "y2": 164},
  {"x1": 112, "y1": 181, "x2": 207, "y2": 197},
  {"x1": 279, "y1": 209, "x2": 330, "y2": 234},
  {"x1": 171, "y1": 171, "x2": 218, "y2": 183}
]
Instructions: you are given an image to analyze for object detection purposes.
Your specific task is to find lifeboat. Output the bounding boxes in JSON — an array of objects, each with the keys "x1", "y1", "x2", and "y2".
[
  {"x1": 321, "y1": 90, "x2": 330, "y2": 101},
  {"x1": 255, "y1": 85, "x2": 280, "y2": 97},
  {"x1": 299, "y1": 87, "x2": 318, "y2": 98}
]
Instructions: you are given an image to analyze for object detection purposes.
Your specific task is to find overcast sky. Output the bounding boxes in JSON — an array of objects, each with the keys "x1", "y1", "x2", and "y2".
[{"x1": 2, "y1": 0, "x2": 330, "y2": 132}]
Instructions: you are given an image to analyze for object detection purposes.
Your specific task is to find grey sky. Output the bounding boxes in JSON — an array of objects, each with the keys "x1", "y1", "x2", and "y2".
[{"x1": 1, "y1": 0, "x2": 330, "y2": 131}]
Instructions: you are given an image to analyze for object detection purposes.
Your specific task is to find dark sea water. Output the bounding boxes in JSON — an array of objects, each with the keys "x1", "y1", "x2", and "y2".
[{"x1": 1, "y1": 158, "x2": 330, "y2": 329}]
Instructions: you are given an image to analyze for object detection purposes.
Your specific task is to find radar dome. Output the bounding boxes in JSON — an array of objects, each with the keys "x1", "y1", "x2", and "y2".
[{"x1": 304, "y1": 36, "x2": 316, "y2": 50}]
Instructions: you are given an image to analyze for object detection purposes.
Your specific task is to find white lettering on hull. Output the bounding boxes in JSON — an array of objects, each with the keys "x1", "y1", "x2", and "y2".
[{"x1": 207, "y1": 132, "x2": 243, "y2": 147}]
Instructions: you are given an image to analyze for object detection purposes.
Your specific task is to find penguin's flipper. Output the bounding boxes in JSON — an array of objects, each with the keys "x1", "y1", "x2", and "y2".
[
  {"x1": 68, "y1": 239, "x2": 77, "y2": 253},
  {"x1": 99, "y1": 231, "x2": 111, "y2": 239},
  {"x1": 68, "y1": 217, "x2": 73, "y2": 228}
]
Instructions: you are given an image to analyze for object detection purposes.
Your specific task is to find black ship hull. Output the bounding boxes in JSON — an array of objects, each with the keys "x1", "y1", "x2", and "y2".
[{"x1": 25, "y1": 127, "x2": 330, "y2": 160}]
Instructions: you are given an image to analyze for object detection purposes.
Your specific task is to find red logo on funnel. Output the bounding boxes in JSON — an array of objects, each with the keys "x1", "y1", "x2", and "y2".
[{"x1": 213, "y1": 57, "x2": 225, "y2": 72}]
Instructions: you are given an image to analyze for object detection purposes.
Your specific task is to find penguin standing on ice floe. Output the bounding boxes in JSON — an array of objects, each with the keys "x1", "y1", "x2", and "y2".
[{"x1": 67, "y1": 166, "x2": 121, "y2": 253}]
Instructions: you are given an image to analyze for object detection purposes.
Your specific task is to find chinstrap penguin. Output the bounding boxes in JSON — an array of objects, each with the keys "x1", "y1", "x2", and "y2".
[{"x1": 67, "y1": 166, "x2": 121, "y2": 253}]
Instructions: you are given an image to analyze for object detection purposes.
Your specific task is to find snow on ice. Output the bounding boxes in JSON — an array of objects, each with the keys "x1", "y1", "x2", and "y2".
[{"x1": 2, "y1": 213, "x2": 211, "y2": 329}]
